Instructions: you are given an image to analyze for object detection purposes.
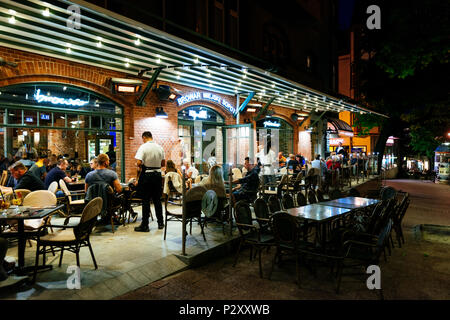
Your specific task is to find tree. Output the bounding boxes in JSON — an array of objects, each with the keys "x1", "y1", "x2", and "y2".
[{"x1": 350, "y1": 0, "x2": 450, "y2": 174}]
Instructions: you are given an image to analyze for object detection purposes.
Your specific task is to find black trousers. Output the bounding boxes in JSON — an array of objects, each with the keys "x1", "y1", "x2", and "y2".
[{"x1": 137, "y1": 172, "x2": 163, "y2": 226}]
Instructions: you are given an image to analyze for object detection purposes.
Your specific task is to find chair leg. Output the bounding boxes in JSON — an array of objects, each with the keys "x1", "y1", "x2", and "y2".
[
  {"x1": 233, "y1": 238, "x2": 243, "y2": 267},
  {"x1": 59, "y1": 248, "x2": 64, "y2": 267},
  {"x1": 42, "y1": 246, "x2": 46, "y2": 266},
  {"x1": 75, "y1": 246, "x2": 80, "y2": 267},
  {"x1": 335, "y1": 261, "x2": 343, "y2": 294},
  {"x1": 110, "y1": 215, "x2": 115, "y2": 234},
  {"x1": 163, "y1": 213, "x2": 168, "y2": 240},
  {"x1": 32, "y1": 243, "x2": 40, "y2": 283},
  {"x1": 199, "y1": 219, "x2": 206, "y2": 242},
  {"x1": 87, "y1": 239, "x2": 98, "y2": 270}
]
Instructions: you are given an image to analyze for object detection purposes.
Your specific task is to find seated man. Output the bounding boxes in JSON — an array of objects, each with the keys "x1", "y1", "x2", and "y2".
[
  {"x1": 232, "y1": 162, "x2": 261, "y2": 203},
  {"x1": 45, "y1": 158, "x2": 73, "y2": 189},
  {"x1": 1, "y1": 162, "x2": 45, "y2": 193},
  {"x1": 183, "y1": 159, "x2": 198, "y2": 190},
  {"x1": 29, "y1": 154, "x2": 49, "y2": 181},
  {"x1": 84, "y1": 153, "x2": 122, "y2": 193}
]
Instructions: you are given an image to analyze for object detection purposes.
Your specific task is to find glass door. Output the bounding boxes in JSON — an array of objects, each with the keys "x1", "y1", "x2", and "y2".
[{"x1": 222, "y1": 124, "x2": 253, "y2": 177}]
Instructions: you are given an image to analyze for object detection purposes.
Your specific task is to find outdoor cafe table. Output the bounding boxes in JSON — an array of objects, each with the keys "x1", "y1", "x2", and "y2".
[
  {"x1": 286, "y1": 204, "x2": 353, "y2": 248},
  {"x1": 0, "y1": 204, "x2": 64, "y2": 275},
  {"x1": 317, "y1": 197, "x2": 380, "y2": 210}
]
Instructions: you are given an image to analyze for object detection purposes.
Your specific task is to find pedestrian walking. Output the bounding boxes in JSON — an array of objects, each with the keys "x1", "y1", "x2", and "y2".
[{"x1": 134, "y1": 131, "x2": 165, "y2": 232}]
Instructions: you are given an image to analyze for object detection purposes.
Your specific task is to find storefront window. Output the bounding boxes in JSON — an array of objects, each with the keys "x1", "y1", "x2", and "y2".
[
  {"x1": 178, "y1": 106, "x2": 224, "y2": 123},
  {"x1": 256, "y1": 117, "x2": 293, "y2": 156},
  {"x1": 0, "y1": 83, "x2": 124, "y2": 180}
]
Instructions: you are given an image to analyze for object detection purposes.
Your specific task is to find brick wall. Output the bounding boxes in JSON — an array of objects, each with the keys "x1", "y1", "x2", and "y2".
[{"x1": 0, "y1": 46, "x2": 305, "y2": 181}]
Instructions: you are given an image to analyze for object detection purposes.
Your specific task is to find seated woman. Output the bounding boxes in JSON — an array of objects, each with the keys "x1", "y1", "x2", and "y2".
[
  {"x1": 197, "y1": 165, "x2": 226, "y2": 198},
  {"x1": 163, "y1": 160, "x2": 183, "y2": 213}
]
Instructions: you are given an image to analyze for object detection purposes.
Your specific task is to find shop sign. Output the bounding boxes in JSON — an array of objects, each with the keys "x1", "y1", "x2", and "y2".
[
  {"x1": 177, "y1": 91, "x2": 235, "y2": 114},
  {"x1": 40, "y1": 114, "x2": 50, "y2": 120},
  {"x1": 25, "y1": 117, "x2": 33, "y2": 122},
  {"x1": 338, "y1": 130, "x2": 354, "y2": 137},
  {"x1": 263, "y1": 120, "x2": 281, "y2": 128},
  {"x1": 330, "y1": 138, "x2": 344, "y2": 146},
  {"x1": 34, "y1": 89, "x2": 89, "y2": 107},
  {"x1": 188, "y1": 110, "x2": 208, "y2": 120}
]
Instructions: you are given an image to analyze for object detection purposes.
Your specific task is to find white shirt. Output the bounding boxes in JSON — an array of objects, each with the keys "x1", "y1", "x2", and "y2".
[
  {"x1": 257, "y1": 148, "x2": 277, "y2": 175},
  {"x1": 135, "y1": 141, "x2": 165, "y2": 169},
  {"x1": 186, "y1": 166, "x2": 199, "y2": 179}
]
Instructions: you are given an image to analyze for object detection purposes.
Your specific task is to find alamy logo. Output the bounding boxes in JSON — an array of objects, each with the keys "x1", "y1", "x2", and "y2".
[
  {"x1": 66, "y1": 265, "x2": 81, "y2": 289},
  {"x1": 366, "y1": 265, "x2": 381, "y2": 290},
  {"x1": 67, "y1": 5, "x2": 81, "y2": 30},
  {"x1": 366, "y1": 5, "x2": 381, "y2": 29}
]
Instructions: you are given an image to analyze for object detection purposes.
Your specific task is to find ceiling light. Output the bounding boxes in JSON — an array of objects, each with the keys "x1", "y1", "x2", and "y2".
[
  {"x1": 155, "y1": 107, "x2": 168, "y2": 118},
  {"x1": 242, "y1": 67, "x2": 248, "y2": 73},
  {"x1": 242, "y1": 74, "x2": 247, "y2": 79},
  {"x1": 42, "y1": 8, "x2": 50, "y2": 17},
  {"x1": 193, "y1": 57, "x2": 199, "y2": 64},
  {"x1": 97, "y1": 41, "x2": 102, "y2": 48},
  {"x1": 63, "y1": 86, "x2": 67, "y2": 91},
  {"x1": 135, "y1": 38, "x2": 141, "y2": 46},
  {"x1": 247, "y1": 108, "x2": 257, "y2": 112}
]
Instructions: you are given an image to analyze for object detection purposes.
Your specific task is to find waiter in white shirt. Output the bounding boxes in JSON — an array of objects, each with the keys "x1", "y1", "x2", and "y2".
[{"x1": 134, "y1": 131, "x2": 165, "y2": 232}]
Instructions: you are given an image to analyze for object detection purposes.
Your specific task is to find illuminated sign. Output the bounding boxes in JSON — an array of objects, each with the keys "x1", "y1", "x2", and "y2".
[
  {"x1": 25, "y1": 117, "x2": 33, "y2": 122},
  {"x1": 34, "y1": 89, "x2": 89, "y2": 107},
  {"x1": 40, "y1": 114, "x2": 50, "y2": 120},
  {"x1": 177, "y1": 92, "x2": 235, "y2": 114},
  {"x1": 188, "y1": 110, "x2": 208, "y2": 120},
  {"x1": 338, "y1": 130, "x2": 354, "y2": 137},
  {"x1": 330, "y1": 138, "x2": 344, "y2": 146},
  {"x1": 263, "y1": 120, "x2": 281, "y2": 128}
]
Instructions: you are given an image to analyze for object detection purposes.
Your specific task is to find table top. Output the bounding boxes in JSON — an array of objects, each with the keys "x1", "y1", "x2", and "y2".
[
  {"x1": 0, "y1": 205, "x2": 64, "y2": 220},
  {"x1": 286, "y1": 204, "x2": 352, "y2": 222},
  {"x1": 318, "y1": 197, "x2": 380, "y2": 209},
  {"x1": 68, "y1": 179, "x2": 85, "y2": 185}
]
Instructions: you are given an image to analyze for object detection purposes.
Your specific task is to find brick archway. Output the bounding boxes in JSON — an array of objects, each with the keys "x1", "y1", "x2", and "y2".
[{"x1": 0, "y1": 75, "x2": 129, "y2": 108}]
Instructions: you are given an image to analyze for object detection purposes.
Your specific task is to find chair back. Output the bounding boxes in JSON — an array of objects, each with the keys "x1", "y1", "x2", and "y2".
[
  {"x1": 380, "y1": 186, "x2": 397, "y2": 201},
  {"x1": 233, "y1": 200, "x2": 254, "y2": 235},
  {"x1": 329, "y1": 189, "x2": 343, "y2": 200},
  {"x1": 185, "y1": 185, "x2": 207, "y2": 219},
  {"x1": 0, "y1": 170, "x2": 8, "y2": 186},
  {"x1": 253, "y1": 198, "x2": 271, "y2": 220},
  {"x1": 202, "y1": 190, "x2": 218, "y2": 218},
  {"x1": 373, "y1": 199, "x2": 396, "y2": 234},
  {"x1": 23, "y1": 190, "x2": 57, "y2": 207},
  {"x1": 267, "y1": 195, "x2": 281, "y2": 214},
  {"x1": 75, "y1": 197, "x2": 103, "y2": 240},
  {"x1": 348, "y1": 188, "x2": 361, "y2": 197},
  {"x1": 279, "y1": 167, "x2": 287, "y2": 175},
  {"x1": 316, "y1": 188, "x2": 325, "y2": 202},
  {"x1": 372, "y1": 219, "x2": 393, "y2": 261},
  {"x1": 270, "y1": 211, "x2": 300, "y2": 247},
  {"x1": 281, "y1": 193, "x2": 295, "y2": 209},
  {"x1": 85, "y1": 182, "x2": 111, "y2": 217},
  {"x1": 307, "y1": 190, "x2": 317, "y2": 204},
  {"x1": 14, "y1": 189, "x2": 31, "y2": 200},
  {"x1": 59, "y1": 179, "x2": 72, "y2": 201},
  {"x1": 296, "y1": 191, "x2": 307, "y2": 207},
  {"x1": 232, "y1": 168, "x2": 243, "y2": 180},
  {"x1": 194, "y1": 175, "x2": 202, "y2": 184},
  {"x1": 366, "y1": 202, "x2": 385, "y2": 234},
  {"x1": 48, "y1": 181, "x2": 58, "y2": 194},
  {"x1": 164, "y1": 172, "x2": 182, "y2": 195}
]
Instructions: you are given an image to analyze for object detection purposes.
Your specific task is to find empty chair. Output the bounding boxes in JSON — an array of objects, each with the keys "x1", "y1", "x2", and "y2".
[
  {"x1": 32, "y1": 197, "x2": 103, "y2": 283},
  {"x1": 296, "y1": 191, "x2": 307, "y2": 207},
  {"x1": 233, "y1": 200, "x2": 274, "y2": 278},
  {"x1": 59, "y1": 179, "x2": 85, "y2": 216},
  {"x1": 380, "y1": 186, "x2": 397, "y2": 201},
  {"x1": 307, "y1": 190, "x2": 317, "y2": 204},
  {"x1": 316, "y1": 188, "x2": 325, "y2": 202},
  {"x1": 281, "y1": 193, "x2": 295, "y2": 210},
  {"x1": 47, "y1": 181, "x2": 58, "y2": 194},
  {"x1": 267, "y1": 195, "x2": 281, "y2": 214},
  {"x1": 253, "y1": 198, "x2": 271, "y2": 231}
]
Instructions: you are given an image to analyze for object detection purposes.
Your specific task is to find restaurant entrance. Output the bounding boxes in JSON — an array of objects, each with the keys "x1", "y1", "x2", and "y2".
[
  {"x1": 177, "y1": 106, "x2": 253, "y2": 174},
  {"x1": 0, "y1": 83, "x2": 124, "y2": 180}
]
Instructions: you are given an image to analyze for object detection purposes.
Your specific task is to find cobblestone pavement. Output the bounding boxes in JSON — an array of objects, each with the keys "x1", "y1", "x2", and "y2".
[{"x1": 116, "y1": 179, "x2": 450, "y2": 300}]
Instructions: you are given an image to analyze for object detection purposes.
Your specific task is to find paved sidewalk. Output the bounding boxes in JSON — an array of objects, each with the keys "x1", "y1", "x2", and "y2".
[{"x1": 117, "y1": 179, "x2": 450, "y2": 300}]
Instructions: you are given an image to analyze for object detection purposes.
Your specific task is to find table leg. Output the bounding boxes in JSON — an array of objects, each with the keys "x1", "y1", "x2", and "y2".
[{"x1": 17, "y1": 220, "x2": 25, "y2": 268}]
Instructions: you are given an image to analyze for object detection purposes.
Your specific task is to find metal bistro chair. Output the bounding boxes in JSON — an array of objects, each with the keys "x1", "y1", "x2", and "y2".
[
  {"x1": 307, "y1": 189, "x2": 318, "y2": 204},
  {"x1": 233, "y1": 200, "x2": 274, "y2": 278},
  {"x1": 0, "y1": 170, "x2": 8, "y2": 186},
  {"x1": 267, "y1": 195, "x2": 282, "y2": 214},
  {"x1": 295, "y1": 191, "x2": 307, "y2": 207},
  {"x1": 281, "y1": 193, "x2": 295, "y2": 210},
  {"x1": 164, "y1": 186, "x2": 207, "y2": 241},
  {"x1": 32, "y1": 197, "x2": 103, "y2": 283},
  {"x1": 59, "y1": 179, "x2": 85, "y2": 216}
]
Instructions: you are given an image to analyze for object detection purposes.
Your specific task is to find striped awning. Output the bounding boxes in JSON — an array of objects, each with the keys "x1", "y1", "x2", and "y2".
[{"x1": 0, "y1": 0, "x2": 388, "y2": 117}]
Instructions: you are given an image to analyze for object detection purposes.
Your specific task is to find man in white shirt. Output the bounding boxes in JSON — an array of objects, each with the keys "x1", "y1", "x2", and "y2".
[
  {"x1": 311, "y1": 154, "x2": 327, "y2": 177},
  {"x1": 134, "y1": 131, "x2": 165, "y2": 232}
]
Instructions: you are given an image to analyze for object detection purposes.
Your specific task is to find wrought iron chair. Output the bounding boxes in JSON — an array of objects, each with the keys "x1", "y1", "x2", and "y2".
[
  {"x1": 307, "y1": 189, "x2": 317, "y2": 204},
  {"x1": 32, "y1": 197, "x2": 103, "y2": 283},
  {"x1": 233, "y1": 200, "x2": 274, "y2": 278},
  {"x1": 267, "y1": 195, "x2": 281, "y2": 214},
  {"x1": 281, "y1": 193, "x2": 295, "y2": 210}
]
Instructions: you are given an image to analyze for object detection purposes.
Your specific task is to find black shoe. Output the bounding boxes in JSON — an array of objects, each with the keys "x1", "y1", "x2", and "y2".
[
  {"x1": 158, "y1": 223, "x2": 165, "y2": 230},
  {"x1": 134, "y1": 225, "x2": 149, "y2": 232}
]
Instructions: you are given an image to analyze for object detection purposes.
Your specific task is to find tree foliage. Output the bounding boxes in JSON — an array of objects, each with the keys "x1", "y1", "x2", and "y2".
[{"x1": 351, "y1": 0, "x2": 450, "y2": 162}]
